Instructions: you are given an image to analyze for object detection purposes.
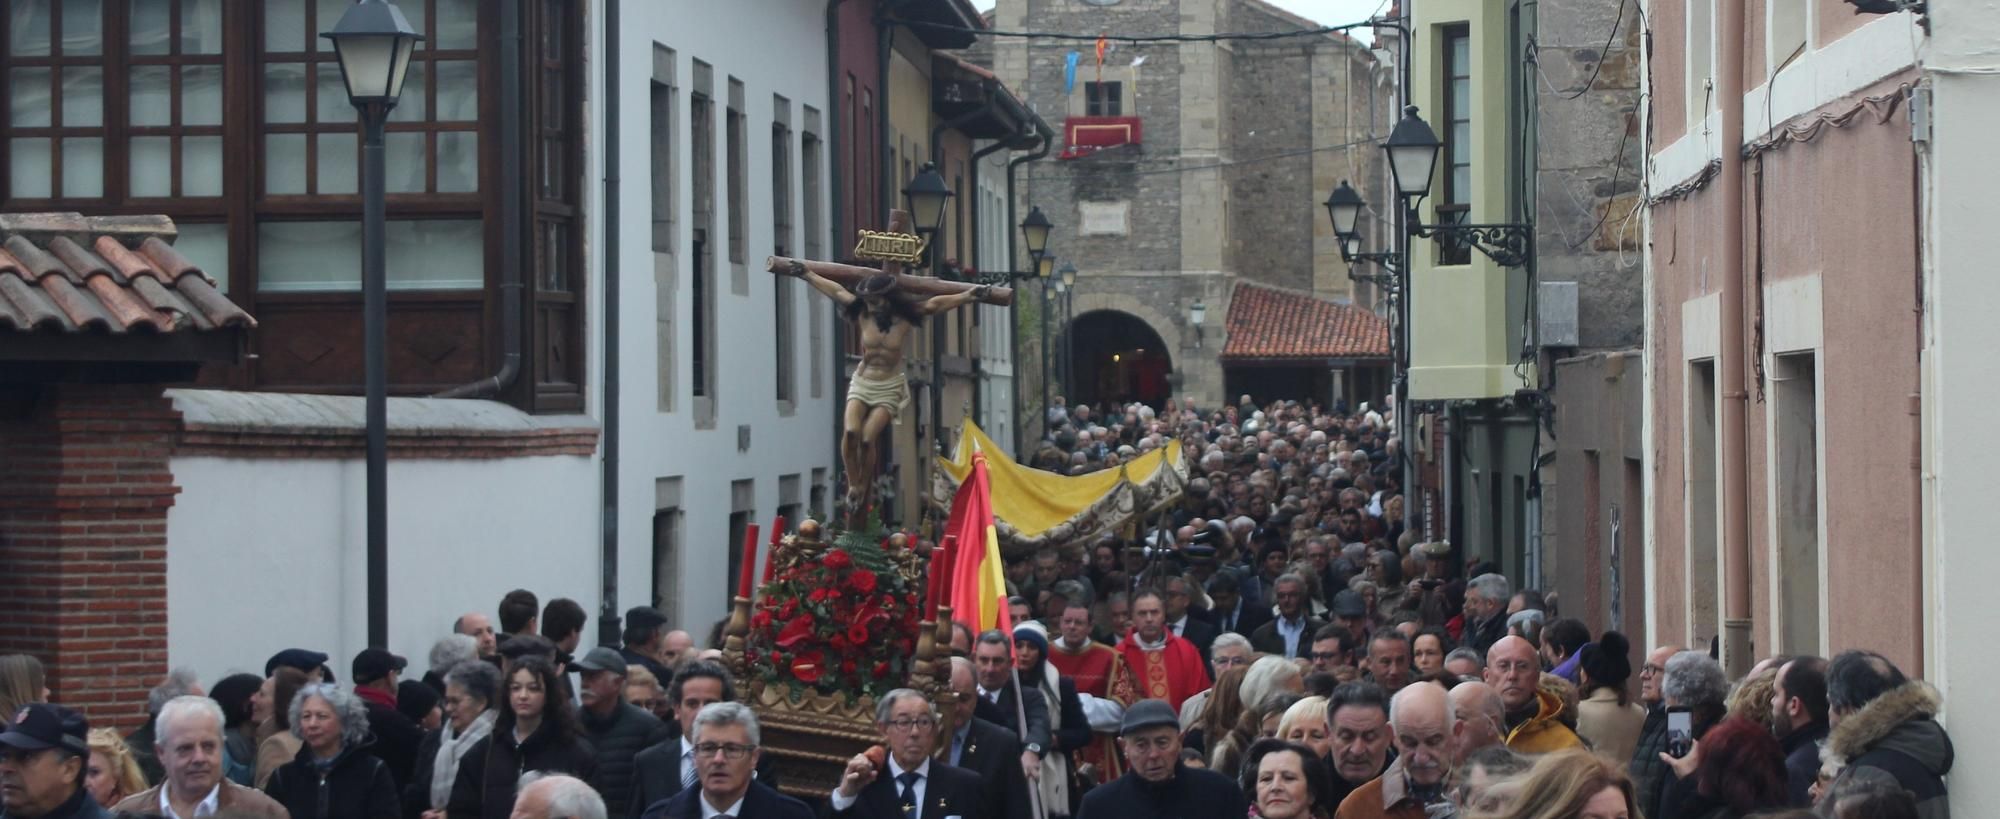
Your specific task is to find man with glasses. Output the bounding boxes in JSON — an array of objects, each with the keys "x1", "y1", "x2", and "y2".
[
  {"x1": 1626, "y1": 644, "x2": 1682, "y2": 813},
  {"x1": 832, "y1": 689, "x2": 983, "y2": 819},
  {"x1": 638, "y1": 703, "x2": 809, "y2": 819},
  {"x1": 1250, "y1": 574, "x2": 1325, "y2": 660},
  {"x1": 0, "y1": 704, "x2": 106, "y2": 819},
  {"x1": 1308, "y1": 625, "x2": 1357, "y2": 677},
  {"x1": 1483, "y1": 636, "x2": 1581, "y2": 753},
  {"x1": 627, "y1": 662, "x2": 778, "y2": 819},
  {"x1": 1076, "y1": 700, "x2": 1243, "y2": 819}
]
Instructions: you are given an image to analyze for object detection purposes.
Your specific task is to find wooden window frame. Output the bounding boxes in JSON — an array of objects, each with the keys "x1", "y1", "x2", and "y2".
[
  {"x1": 1084, "y1": 81, "x2": 1122, "y2": 117},
  {"x1": 1436, "y1": 24, "x2": 1472, "y2": 266}
]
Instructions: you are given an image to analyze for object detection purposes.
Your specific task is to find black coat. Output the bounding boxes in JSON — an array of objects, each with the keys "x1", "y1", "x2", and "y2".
[
  {"x1": 446, "y1": 722, "x2": 598, "y2": 819},
  {"x1": 403, "y1": 727, "x2": 443, "y2": 819},
  {"x1": 1210, "y1": 601, "x2": 1270, "y2": 638},
  {"x1": 831, "y1": 761, "x2": 986, "y2": 819},
  {"x1": 1, "y1": 787, "x2": 112, "y2": 819},
  {"x1": 265, "y1": 741, "x2": 402, "y2": 819},
  {"x1": 579, "y1": 702, "x2": 676, "y2": 819},
  {"x1": 626, "y1": 736, "x2": 784, "y2": 819},
  {"x1": 1780, "y1": 721, "x2": 1828, "y2": 807},
  {"x1": 1248, "y1": 616, "x2": 1327, "y2": 659},
  {"x1": 974, "y1": 680, "x2": 1051, "y2": 752},
  {"x1": 637, "y1": 780, "x2": 812, "y2": 819},
  {"x1": 950, "y1": 716, "x2": 1031, "y2": 819},
  {"x1": 363, "y1": 698, "x2": 426, "y2": 789},
  {"x1": 1074, "y1": 764, "x2": 1245, "y2": 819},
  {"x1": 1464, "y1": 611, "x2": 1507, "y2": 659},
  {"x1": 1173, "y1": 619, "x2": 1219, "y2": 664}
]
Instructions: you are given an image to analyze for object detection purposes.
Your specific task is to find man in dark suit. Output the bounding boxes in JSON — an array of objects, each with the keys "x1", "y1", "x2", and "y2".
[
  {"x1": 1158, "y1": 576, "x2": 1219, "y2": 663},
  {"x1": 832, "y1": 688, "x2": 986, "y2": 819},
  {"x1": 636, "y1": 703, "x2": 812, "y2": 819},
  {"x1": 1203, "y1": 573, "x2": 1270, "y2": 637},
  {"x1": 944, "y1": 657, "x2": 1031, "y2": 819},
  {"x1": 970, "y1": 630, "x2": 1051, "y2": 780},
  {"x1": 627, "y1": 661, "x2": 780, "y2": 819},
  {"x1": 1248, "y1": 573, "x2": 1326, "y2": 660}
]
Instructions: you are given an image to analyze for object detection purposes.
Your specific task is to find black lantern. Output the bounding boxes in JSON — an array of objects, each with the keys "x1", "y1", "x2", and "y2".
[
  {"x1": 1021, "y1": 206, "x2": 1053, "y2": 264},
  {"x1": 1382, "y1": 105, "x2": 1442, "y2": 200},
  {"x1": 1038, "y1": 255, "x2": 1055, "y2": 280},
  {"x1": 1059, "y1": 262, "x2": 1076, "y2": 288},
  {"x1": 903, "y1": 163, "x2": 953, "y2": 236},
  {"x1": 1325, "y1": 180, "x2": 1365, "y2": 241},
  {"x1": 322, "y1": 0, "x2": 424, "y2": 107}
]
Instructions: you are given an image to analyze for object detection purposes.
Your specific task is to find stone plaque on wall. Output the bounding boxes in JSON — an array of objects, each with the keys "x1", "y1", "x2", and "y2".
[{"x1": 1079, "y1": 201, "x2": 1130, "y2": 236}]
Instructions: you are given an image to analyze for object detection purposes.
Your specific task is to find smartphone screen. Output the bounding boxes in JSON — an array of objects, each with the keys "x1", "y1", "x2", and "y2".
[{"x1": 1666, "y1": 707, "x2": 1694, "y2": 758}]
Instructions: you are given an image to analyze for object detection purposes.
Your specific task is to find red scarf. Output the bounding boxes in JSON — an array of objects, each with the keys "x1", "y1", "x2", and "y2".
[{"x1": 356, "y1": 684, "x2": 398, "y2": 710}]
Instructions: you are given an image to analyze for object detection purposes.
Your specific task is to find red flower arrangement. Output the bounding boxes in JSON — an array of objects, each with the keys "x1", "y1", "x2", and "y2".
[{"x1": 746, "y1": 524, "x2": 924, "y2": 702}]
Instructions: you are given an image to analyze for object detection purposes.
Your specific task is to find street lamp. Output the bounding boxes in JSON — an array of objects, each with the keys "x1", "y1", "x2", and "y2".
[
  {"x1": 324, "y1": 0, "x2": 423, "y2": 650},
  {"x1": 1057, "y1": 262, "x2": 1076, "y2": 394},
  {"x1": 1373, "y1": 106, "x2": 1532, "y2": 267},
  {"x1": 1058, "y1": 262, "x2": 1076, "y2": 289},
  {"x1": 1383, "y1": 105, "x2": 1443, "y2": 201},
  {"x1": 903, "y1": 163, "x2": 953, "y2": 240},
  {"x1": 1189, "y1": 300, "x2": 1206, "y2": 348},
  {"x1": 1021, "y1": 206, "x2": 1052, "y2": 268},
  {"x1": 1325, "y1": 179, "x2": 1364, "y2": 242}
]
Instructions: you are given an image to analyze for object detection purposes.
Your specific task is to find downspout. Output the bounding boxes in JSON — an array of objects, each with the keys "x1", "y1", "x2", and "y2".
[
  {"x1": 1006, "y1": 117, "x2": 1052, "y2": 460},
  {"x1": 433, "y1": 0, "x2": 524, "y2": 399},
  {"x1": 1717, "y1": 0, "x2": 1752, "y2": 677},
  {"x1": 930, "y1": 106, "x2": 995, "y2": 452},
  {"x1": 825, "y1": 0, "x2": 848, "y2": 501},
  {"x1": 597, "y1": 0, "x2": 624, "y2": 648}
]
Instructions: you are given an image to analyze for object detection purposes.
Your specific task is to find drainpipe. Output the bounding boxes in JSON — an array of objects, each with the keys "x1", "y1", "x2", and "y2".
[
  {"x1": 826, "y1": 0, "x2": 848, "y2": 497},
  {"x1": 930, "y1": 106, "x2": 995, "y2": 452},
  {"x1": 597, "y1": 0, "x2": 624, "y2": 649},
  {"x1": 1006, "y1": 118, "x2": 1053, "y2": 459},
  {"x1": 433, "y1": 0, "x2": 524, "y2": 400},
  {"x1": 1717, "y1": 0, "x2": 1752, "y2": 677}
]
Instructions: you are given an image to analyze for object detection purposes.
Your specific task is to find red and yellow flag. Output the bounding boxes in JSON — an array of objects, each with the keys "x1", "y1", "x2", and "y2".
[{"x1": 946, "y1": 451, "x2": 1011, "y2": 636}]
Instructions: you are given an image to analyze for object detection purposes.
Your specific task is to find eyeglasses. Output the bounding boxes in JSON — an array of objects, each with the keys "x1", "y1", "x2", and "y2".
[
  {"x1": 886, "y1": 718, "x2": 937, "y2": 733},
  {"x1": 693, "y1": 742, "x2": 756, "y2": 760},
  {"x1": 1641, "y1": 664, "x2": 1665, "y2": 676}
]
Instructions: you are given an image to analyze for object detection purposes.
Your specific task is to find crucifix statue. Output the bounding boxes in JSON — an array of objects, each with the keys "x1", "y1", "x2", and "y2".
[{"x1": 767, "y1": 210, "x2": 1012, "y2": 526}]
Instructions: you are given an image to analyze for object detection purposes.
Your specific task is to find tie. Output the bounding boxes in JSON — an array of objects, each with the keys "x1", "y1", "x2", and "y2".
[
  {"x1": 681, "y1": 748, "x2": 696, "y2": 788},
  {"x1": 897, "y1": 771, "x2": 922, "y2": 816}
]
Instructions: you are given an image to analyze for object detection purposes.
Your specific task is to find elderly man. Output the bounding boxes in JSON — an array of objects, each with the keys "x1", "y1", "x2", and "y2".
[
  {"x1": 455, "y1": 613, "x2": 500, "y2": 658},
  {"x1": 1641, "y1": 650, "x2": 1727, "y2": 819},
  {"x1": 639, "y1": 703, "x2": 811, "y2": 819},
  {"x1": 1076, "y1": 701, "x2": 1243, "y2": 819},
  {"x1": 1442, "y1": 648, "x2": 1484, "y2": 681},
  {"x1": 1249, "y1": 574, "x2": 1325, "y2": 660},
  {"x1": 115, "y1": 696, "x2": 288, "y2": 819},
  {"x1": 944, "y1": 658, "x2": 1031, "y2": 819},
  {"x1": 1324, "y1": 682, "x2": 1393, "y2": 808},
  {"x1": 1626, "y1": 643, "x2": 1681, "y2": 809},
  {"x1": 628, "y1": 661, "x2": 779, "y2": 819},
  {"x1": 0, "y1": 704, "x2": 107, "y2": 819},
  {"x1": 832, "y1": 689, "x2": 983, "y2": 819},
  {"x1": 1115, "y1": 591, "x2": 1211, "y2": 710},
  {"x1": 514, "y1": 774, "x2": 605, "y2": 819},
  {"x1": 575, "y1": 647, "x2": 674, "y2": 817},
  {"x1": 1176, "y1": 633, "x2": 1254, "y2": 731},
  {"x1": 1483, "y1": 636, "x2": 1579, "y2": 753},
  {"x1": 1446, "y1": 681, "x2": 1507, "y2": 764},
  {"x1": 1334, "y1": 683, "x2": 1455, "y2": 819},
  {"x1": 124, "y1": 668, "x2": 202, "y2": 785},
  {"x1": 1461, "y1": 574, "x2": 1511, "y2": 658}
]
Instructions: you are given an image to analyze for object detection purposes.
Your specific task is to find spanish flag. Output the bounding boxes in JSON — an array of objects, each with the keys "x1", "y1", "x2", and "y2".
[{"x1": 946, "y1": 451, "x2": 1011, "y2": 636}]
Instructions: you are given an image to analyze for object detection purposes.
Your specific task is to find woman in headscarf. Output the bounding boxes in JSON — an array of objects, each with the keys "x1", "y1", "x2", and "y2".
[
  {"x1": 1013, "y1": 621, "x2": 1089, "y2": 818},
  {"x1": 407, "y1": 662, "x2": 499, "y2": 819}
]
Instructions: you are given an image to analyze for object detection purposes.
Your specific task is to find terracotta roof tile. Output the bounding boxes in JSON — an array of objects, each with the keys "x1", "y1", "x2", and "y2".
[
  {"x1": 0, "y1": 213, "x2": 253, "y2": 335},
  {"x1": 1221, "y1": 282, "x2": 1390, "y2": 361}
]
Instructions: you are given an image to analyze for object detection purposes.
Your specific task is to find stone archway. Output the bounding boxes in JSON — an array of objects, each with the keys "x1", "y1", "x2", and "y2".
[{"x1": 1059, "y1": 309, "x2": 1174, "y2": 409}]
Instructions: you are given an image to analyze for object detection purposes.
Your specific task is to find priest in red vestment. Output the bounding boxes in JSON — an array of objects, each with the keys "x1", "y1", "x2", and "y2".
[
  {"x1": 1049, "y1": 602, "x2": 1132, "y2": 700},
  {"x1": 1115, "y1": 589, "x2": 1210, "y2": 711}
]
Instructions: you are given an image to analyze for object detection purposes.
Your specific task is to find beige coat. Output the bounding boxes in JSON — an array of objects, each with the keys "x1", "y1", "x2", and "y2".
[
  {"x1": 254, "y1": 731, "x2": 303, "y2": 790},
  {"x1": 115, "y1": 780, "x2": 291, "y2": 819},
  {"x1": 1575, "y1": 686, "x2": 1646, "y2": 764}
]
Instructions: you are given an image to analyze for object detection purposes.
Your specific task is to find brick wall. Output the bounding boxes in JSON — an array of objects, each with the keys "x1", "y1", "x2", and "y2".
[{"x1": 0, "y1": 383, "x2": 179, "y2": 731}]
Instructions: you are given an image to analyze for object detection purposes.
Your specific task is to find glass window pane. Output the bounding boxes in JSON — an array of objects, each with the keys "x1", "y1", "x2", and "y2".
[
  {"x1": 265, "y1": 63, "x2": 307, "y2": 123},
  {"x1": 129, "y1": 65, "x2": 171, "y2": 125},
  {"x1": 317, "y1": 131, "x2": 356, "y2": 194},
  {"x1": 183, "y1": 135, "x2": 222, "y2": 196},
  {"x1": 257, "y1": 220, "x2": 360, "y2": 292},
  {"x1": 264, "y1": 0, "x2": 303, "y2": 52},
  {"x1": 1451, "y1": 36, "x2": 1469, "y2": 71},
  {"x1": 10, "y1": 68, "x2": 51, "y2": 127},
  {"x1": 386, "y1": 131, "x2": 426, "y2": 193},
  {"x1": 59, "y1": 0, "x2": 100, "y2": 55},
  {"x1": 436, "y1": 0, "x2": 477, "y2": 50},
  {"x1": 437, "y1": 131, "x2": 477, "y2": 193},
  {"x1": 316, "y1": 62, "x2": 355, "y2": 122},
  {"x1": 10, "y1": 0, "x2": 50, "y2": 56},
  {"x1": 9, "y1": 138, "x2": 51, "y2": 198},
  {"x1": 61, "y1": 138, "x2": 103, "y2": 197},
  {"x1": 173, "y1": 222, "x2": 229, "y2": 292},
  {"x1": 387, "y1": 61, "x2": 427, "y2": 122},
  {"x1": 181, "y1": 0, "x2": 223, "y2": 53},
  {"x1": 129, "y1": 136, "x2": 171, "y2": 196},
  {"x1": 129, "y1": 0, "x2": 170, "y2": 54},
  {"x1": 183, "y1": 65, "x2": 222, "y2": 125},
  {"x1": 399, "y1": 0, "x2": 426, "y2": 50},
  {"x1": 388, "y1": 220, "x2": 483, "y2": 290},
  {"x1": 436, "y1": 60, "x2": 477, "y2": 121},
  {"x1": 265, "y1": 133, "x2": 307, "y2": 193},
  {"x1": 61, "y1": 67, "x2": 102, "y2": 127},
  {"x1": 315, "y1": 0, "x2": 346, "y2": 50},
  {"x1": 1452, "y1": 165, "x2": 1471, "y2": 203}
]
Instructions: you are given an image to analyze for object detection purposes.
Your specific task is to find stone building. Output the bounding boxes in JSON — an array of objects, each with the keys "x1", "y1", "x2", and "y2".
[{"x1": 968, "y1": 0, "x2": 1396, "y2": 431}]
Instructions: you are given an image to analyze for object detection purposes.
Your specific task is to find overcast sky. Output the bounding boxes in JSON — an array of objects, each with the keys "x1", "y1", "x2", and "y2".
[{"x1": 970, "y1": 0, "x2": 1392, "y2": 41}]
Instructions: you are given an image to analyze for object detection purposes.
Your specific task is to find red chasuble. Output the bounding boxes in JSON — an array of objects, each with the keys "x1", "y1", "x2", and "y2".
[
  {"x1": 1048, "y1": 639, "x2": 1125, "y2": 699},
  {"x1": 1115, "y1": 631, "x2": 1211, "y2": 711}
]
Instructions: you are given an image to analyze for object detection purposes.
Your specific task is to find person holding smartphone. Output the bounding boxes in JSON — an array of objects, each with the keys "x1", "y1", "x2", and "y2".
[{"x1": 1642, "y1": 651, "x2": 1728, "y2": 819}]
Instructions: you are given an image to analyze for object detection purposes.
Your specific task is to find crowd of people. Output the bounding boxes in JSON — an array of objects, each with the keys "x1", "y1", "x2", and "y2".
[{"x1": 0, "y1": 398, "x2": 1953, "y2": 819}]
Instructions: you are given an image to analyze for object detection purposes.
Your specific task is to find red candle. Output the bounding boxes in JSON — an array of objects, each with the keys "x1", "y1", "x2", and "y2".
[
  {"x1": 762, "y1": 516, "x2": 786, "y2": 584},
  {"x1": 938, "y1": 535, "x2": 958, "y2": 613},
  {"x1": 737, "y1": 523, "x2": 760, "y2": 600},
  {"x1": 924, "y1": 543, "x2": 945, "y2": 620}
]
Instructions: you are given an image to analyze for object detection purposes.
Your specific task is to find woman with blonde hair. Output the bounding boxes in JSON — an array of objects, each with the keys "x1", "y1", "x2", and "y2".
[
  {"x1": 0, "y1": 654, "x2": 48, "y2": 722},
  {"x1": 1189, "y1": 664, "x2": 1250, "y2": 756},
  {"x1": 84, "y1": 727, "x2": 148, "y2": 808},
  {"x1": 1275, "y1": 695, "x2": 1331, "y2": 759},
  {"x1": 1472, "y1": 748, "x2": 1641, "y2": 819}
]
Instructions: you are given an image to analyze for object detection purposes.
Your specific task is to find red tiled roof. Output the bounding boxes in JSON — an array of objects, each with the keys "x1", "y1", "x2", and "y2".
[
  {"x1": 0, "y1": 213, "x2": 253, "y2": 334},
  {"x1": 1221, "y1": 282, "x2": 1390, "y2": 361}
]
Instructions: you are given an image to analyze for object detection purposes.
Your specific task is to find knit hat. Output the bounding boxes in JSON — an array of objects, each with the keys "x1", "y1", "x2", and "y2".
[{"x1": 1012, "y1": 621, "x2": 1050, "y2": 656}]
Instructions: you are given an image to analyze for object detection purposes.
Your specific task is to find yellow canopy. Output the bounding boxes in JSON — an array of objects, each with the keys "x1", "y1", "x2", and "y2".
[{"x1": 932, "y1": 420, "x2": 1188, "y2": 553}]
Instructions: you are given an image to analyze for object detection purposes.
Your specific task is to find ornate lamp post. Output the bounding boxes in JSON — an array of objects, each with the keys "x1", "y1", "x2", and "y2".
[{"x1": 903, "y1": 164, "x2": 953, "y2": 450}]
